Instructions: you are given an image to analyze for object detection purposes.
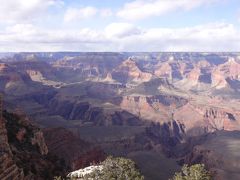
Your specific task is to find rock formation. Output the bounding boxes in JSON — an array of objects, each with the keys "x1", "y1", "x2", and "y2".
[
  {"x1": 43, "y1": 127, "x2": 106, "y2": 170},
  {"x1": 0, "y1": 111, "x2": 66, "y2": 179},
  {"x1": 0, "y1": 112, "x2": 24, "y2": 180},
  {"x1": 112, "y1": 58, "x2": 152, "y2": 84}
]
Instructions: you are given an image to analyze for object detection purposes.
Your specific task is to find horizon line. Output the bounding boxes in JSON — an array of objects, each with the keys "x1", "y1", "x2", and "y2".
[{"x1": 0, "y1": 51, "x2": 240, "y2": 53}]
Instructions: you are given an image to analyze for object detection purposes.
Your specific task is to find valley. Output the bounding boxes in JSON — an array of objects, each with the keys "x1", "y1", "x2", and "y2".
[{"x1": 0, "y1": 52, "x2": 240, "y2": 179}]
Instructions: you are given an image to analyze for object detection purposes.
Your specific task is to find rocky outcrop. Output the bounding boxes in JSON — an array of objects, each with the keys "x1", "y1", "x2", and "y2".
[
  {"x1": 52, "y1": 53, "x2": 124, "y2": 83},
  {"x1": 186, "y1": 67, "x2": 201, "y2": 85},
  {"x1": 217, "y1": 58, "x2": 240, "y2": 80},
  {"x1": 154, "y1": 61, "x2": 173, "y2": 78},
  {"x1": 47, "y1": 97, "x2": 142, "y2": 126},
  {"x1": 43, "y1": 128, "x2": 106, "y2": 170},
  {"x1": 145, "y1": 120, "x2": 185, "y2": 149},
  {"x1": 31, "y1": 131, "x2": 48, "y2": 155},
  {"x1": 112, "y1": 58, "x2": 152, "y2": 84},
  {"x1": 154, "y1": 60, "x2": 192, "y2": 80},
  {"x1": 211, "y1": 58, "x2": 240, "y2": 90},
  {"x1": 0, "y1": 62, "x2": 45, "y2": 96},
  {"x1": 120, "y1": 95, "x2": 188, "y2": 122},
  {"x1": 211, "y1": 69, "x2": 228, "y2": 89},
  {"x1": 71, "y1": 149, "x2": 105, "y2": 170},
  {"x1": 5, "y1": 111, "x2": 48, "y2": 155},
  {"x1": 183, "y1": 131, "x2": 240, "y2": 180},
  {"x1": 11, "y1": 61, "x2": 57, "y2": 81},
  {"x1": 174, "y1": 103, "x2": 240, "y2": 136},
  {"x1": 0, "y1": 112, "x2": 24, "y2": 180},
  {"x1": 0, "y1": 111, "x2": 66, "y2": 179},
  {"x1": 184, "y1": 145, "x2": 223, "y2": 172},
  {"x1": 0, "y1": 63, "x2": 10, "y2": 72},
  {"x1": 26, "y1": 70, "x2": 64, "y2": 88}
]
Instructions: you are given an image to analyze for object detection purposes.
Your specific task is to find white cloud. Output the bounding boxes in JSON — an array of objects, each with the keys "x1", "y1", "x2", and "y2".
[
  {"x1": 0, "y1": 0, "x2": 63, "y2": 23},
  {"x1": 0, "y1": 22, "x2": 239, "y2": 52},
  {"x1": 64, "y1": 7, "x2": 113, "y2": 22},
  {"x1": 117, "y1": 0, "x2": 218, "y2": 20},
  {"x1": 105, "y1": 23, "x2": 142, "y2": 38},
  {"x1": 1, "y1": 24, "x2": 106, "y2": 44},
  {"x1": 135, "y1": 23, "x2": 238, "y2": 51},
  {"x1": 64, "y1": 6, "x2": 98, "y2": 22}
]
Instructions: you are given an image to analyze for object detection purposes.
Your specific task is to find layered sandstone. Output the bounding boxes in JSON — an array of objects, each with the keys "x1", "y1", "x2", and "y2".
[
  {"x1": 112, "y1": 58, "x2": 152, "y2": 84},
  {"x1": 120, "y1": 95, "x2": 187, "y2": 122},
  {"x1": 174, "y1": 103, "x2": 240, "y2": 136}
]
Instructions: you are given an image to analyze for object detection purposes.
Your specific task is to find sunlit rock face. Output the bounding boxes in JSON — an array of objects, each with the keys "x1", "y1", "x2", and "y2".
[{"x1": 112, "y1": 58, "x2": 152, "y2": 84}]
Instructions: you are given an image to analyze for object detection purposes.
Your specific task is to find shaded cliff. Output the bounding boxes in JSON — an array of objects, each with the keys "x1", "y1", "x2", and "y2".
[
  {"x1": 43, "y1": 127, "x2": 106, "y2": 170},
  {"x1": 0, "y1": 111, "x2": 66, "y2": 179},
  {"x1": 0, "y1": 112, "x2": 24, "y2": 180},
  {"x1": 183, "y1": 131, "x2": 240, "y2": 180}
]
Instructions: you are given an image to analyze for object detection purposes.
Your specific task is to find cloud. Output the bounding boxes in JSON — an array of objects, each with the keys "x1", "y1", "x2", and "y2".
[
  {"x1": 105, "y1": 23, "x2": 142, "y2": 38},
  {"x1": 117, "y1": 0, "x2": 218, "y2": 20},
  {"x1": 64, "y1": 6, "x2": 98, "y2": 22},
  {"x1": 64, "y1": 6, "x2": 113, "y2": 22},
  {"x1": 135, "y1": 23, "x2": 238, "y2": 51},
  {"x1": 1, "y1": 24, "x2": 106, "y2": 44},
  {"x1": 0, "y1": 22, "x2": 239, "y2": 52},
  {"x1": 0, "y1": 23, "x2": 108, "y2": 51},
  {"x1": 0, "y1": 0, "x2": 63, "y2": 23}
]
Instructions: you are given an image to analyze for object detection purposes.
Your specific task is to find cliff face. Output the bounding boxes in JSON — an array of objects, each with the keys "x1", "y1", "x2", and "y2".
[
  {"x1": 0, "y1": 112, "x2": 24, "y2": 180},
  {"x1": 174, "y1": 103, "x2": 240, "y2": 136},
  {"x1": 0, "y1": 111, "x2": 66, "y2": 180},
  {"x1": 145, "y1": 120, "x2": 185, "y2": 148},
  {"x1": 120, "y1": 95, "x2": 188, "y2": 122},
  {"x1": 0, "y1": 110, "x2": 107, "y2": 179},
  {"x1": 43, "y1": 128, "x2": 106, "y2": 170},
  {"x1": 112, "y1": 59, "x2": 152, "y2": 84},
  {"x1": 183, "y1": 131, "x2": 240, "y2": 180},
  {"x1": 46, "y1": 97, "x2": 142, "y2": 126},
  {"x1": 0, "y1": 63, "x2": 31, "y2": 95},
  {"x1": 154, "y1": 60, "x2": 193, "y2": 80}
]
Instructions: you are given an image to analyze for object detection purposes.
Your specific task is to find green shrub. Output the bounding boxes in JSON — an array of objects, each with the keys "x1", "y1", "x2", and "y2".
[
  {"x1": 171, "y1": 164, "x2": 211, "y2": 180},
  {"x1": 85, "y1": 156, "x2": 144, "y2": 180}
]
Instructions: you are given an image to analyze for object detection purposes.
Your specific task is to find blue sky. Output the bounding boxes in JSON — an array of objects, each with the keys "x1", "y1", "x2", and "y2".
[
  {"x1": 0, "y1": 0, "x2": 239, "y2": 52},
  {"x1": 60, "y1": 0, "x2": 240, "y2": 28}
]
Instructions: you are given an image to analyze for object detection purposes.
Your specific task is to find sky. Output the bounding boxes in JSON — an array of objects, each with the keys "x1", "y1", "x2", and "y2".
[{"x1": 0, "y1": 0, "x2": 240, "y2": 52}]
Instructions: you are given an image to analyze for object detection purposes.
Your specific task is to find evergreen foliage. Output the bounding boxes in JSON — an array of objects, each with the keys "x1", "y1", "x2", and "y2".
[
  {"x1": 171, "y1": 164, "x2": 211, "y2": 180},
  {"x1": 84, "y1": 156, "x2": 144, "y2": 180}
]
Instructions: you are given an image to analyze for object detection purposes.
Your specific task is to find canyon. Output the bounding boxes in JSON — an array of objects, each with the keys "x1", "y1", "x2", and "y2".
[{"x1": 0, "y1": 52, "x2": 240, "y2": 179}]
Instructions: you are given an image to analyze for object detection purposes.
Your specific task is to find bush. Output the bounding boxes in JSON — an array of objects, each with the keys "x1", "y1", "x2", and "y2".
[
  {"x1": 171, "y1": 164, "x2": 211, "y2": 180},
  {"x1": 85, "y1": 156, "x2": 144, "y2": 180}
]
